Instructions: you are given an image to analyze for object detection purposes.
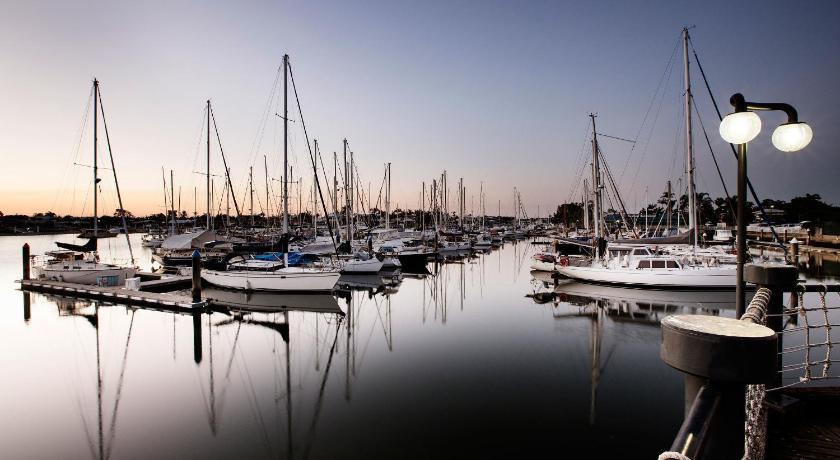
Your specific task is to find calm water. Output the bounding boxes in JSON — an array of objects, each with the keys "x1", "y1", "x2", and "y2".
[{"x1": 1, "y1": 233, "x2": 834, "y2": 459}]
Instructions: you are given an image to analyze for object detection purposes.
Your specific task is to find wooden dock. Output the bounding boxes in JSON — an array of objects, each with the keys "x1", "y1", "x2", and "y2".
[{"x1": 19, "y1": 279, "x2": 205, "y2": 312}]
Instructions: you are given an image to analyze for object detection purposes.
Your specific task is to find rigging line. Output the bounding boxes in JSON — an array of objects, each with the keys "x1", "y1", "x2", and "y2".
[
  {"x1": 96, "y1": 86, "x2": 135, "y2": 265},
  {"x1": 54, "y1": 86, "x2": 94, "y2": 214},
  {"x1": 248, "y1": 67, "x2": 282, "y2": 167},
  {"x1": 288, "y1": 61, "x2": 338, "y2": 251},
  {"x1": 691, "y1": 94, "x2": 736, "y2": 223},
  {"x1": 596, "y1": 132, "x2": 636, "y2": 144},
  {"x1": 689, "y1": 37, "x2": 784, "y2": 249},
  {"x1": 565, "y1": 120, "x2": 593, "y2": 204},
  {"x1": 209, "y1": 106, "x2": 243, "y2": 221},
  {"x1": 104, "y1": 310, "x2": 135, "y2": 460},
  {"x1": 628, "y1": 42, "x2": 679, "y2": 201},
  {"x1": 190, "y1": 106, "x2": 208, "y2": 189},
  {"x1": 598, "y1": 145, "x2": 637, "y2": 236},
  {"x1": 619, "y1": 34, "x2": 681, "y2": 185}
]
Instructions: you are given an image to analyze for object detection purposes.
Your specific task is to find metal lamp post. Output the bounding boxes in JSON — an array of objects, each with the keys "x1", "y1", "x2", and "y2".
[{"x1": 720, "y1": 93, "x2": 813, "y2": 316}]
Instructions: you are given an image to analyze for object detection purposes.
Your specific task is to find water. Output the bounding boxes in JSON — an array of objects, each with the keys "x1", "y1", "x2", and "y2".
[{"x1": 0, "y1": 234, "x2": 835, "y2": 459}]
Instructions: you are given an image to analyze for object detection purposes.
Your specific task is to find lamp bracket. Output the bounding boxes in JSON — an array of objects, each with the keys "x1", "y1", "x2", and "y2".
[{"x1": 730, "y1": 93, "x2": 799, "y2": 123}]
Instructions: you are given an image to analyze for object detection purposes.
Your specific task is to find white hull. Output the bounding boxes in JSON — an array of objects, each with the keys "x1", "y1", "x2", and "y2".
[
  {"x1": 556, "y1": 265, "x2": 737, "y2": 289},
  {"x1": 202, "y1": 268, "x2": 340, "y2": 292},
  {"x1": 35, "y1": 264, "x2": 136, "y2": 285},
  {"x1": 342, "y1": 258, "x2": 385, "y2": 274},
  {"x1": 529, "y1": 260, "x2": 557, "y2": 272}
]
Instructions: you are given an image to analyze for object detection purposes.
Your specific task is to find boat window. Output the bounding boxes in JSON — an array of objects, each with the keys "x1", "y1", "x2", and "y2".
[
  {"x1": 637, "y1": 260, "x2": 650, "y2": 269},
  {"x1": 666, "y1": 260, "x2": 680, "y2": 269},
  {"x1": 651, "y1": 260, "x2": 666, "y2": 269}
]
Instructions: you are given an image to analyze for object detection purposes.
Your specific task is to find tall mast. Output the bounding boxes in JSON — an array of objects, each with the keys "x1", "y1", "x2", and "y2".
[
  {"x1": 264, "y1": 155, "x2": 270, "y2": 226},
  {"x1": 282, "y1": 54, "x2": 290, "y2": 234},
  {"x1": 343, "y1": 139, "x2": 350, "y2": 242},
  {"x1": 667, "y1": 180, "x2": 673, "y2": 229},
  {"x1": 422, "y1": 181, "x2": 426, "y2": 234},
  {"x1": 385, "y1": 163, "x2": 391, "y2": 230},
  {"x1": 249, "y1": 166, "x2": 254, "y2": 227},
  {"x1": 333, "y1": 152, "x2": 338, "y2": 232},
  {"x1": 206, "y1": 100, "x2": 211, "y2": 230},
  {"x1": 683, "y1": 27, "x2": 697, "y2": 248},
  {"x1": 93, "y1": 79, "x2": 99, "y2": 238},
  {"x1": 590, "y1": 113, "x2": 601, "y2": 259},
  {"x1": 170, "y1": 170, "x2": 176, "y2": 235},
  {"x1": 313, "y1": 140, "x2": 319, "y2": 232}
]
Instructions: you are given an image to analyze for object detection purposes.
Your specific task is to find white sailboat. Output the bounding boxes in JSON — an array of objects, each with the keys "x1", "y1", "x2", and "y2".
[
  {"x1": 201, "y1": 55, "x2": 339, "y2": 292},
  {"x1": 555, "y1": 29, "x2": 740, "y2": 289},
  {"x1": 35, "y1": 79, "x2": 136, "y2": 286}
]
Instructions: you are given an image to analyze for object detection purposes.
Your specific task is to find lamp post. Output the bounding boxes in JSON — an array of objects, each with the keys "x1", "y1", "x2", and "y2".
[{"x1": 720, "y1": 93, "x2": 813, "y2": 316}]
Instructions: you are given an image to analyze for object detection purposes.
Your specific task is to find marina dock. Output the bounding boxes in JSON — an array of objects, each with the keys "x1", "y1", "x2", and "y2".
[{"x1": 18, "y1": 278, "x2": 204, "y2": 311}]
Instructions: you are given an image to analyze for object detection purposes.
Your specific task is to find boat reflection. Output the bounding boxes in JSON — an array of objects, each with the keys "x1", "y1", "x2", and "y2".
[{"x1": 203, "y1": 287, "x2": 343, "y2": 314}]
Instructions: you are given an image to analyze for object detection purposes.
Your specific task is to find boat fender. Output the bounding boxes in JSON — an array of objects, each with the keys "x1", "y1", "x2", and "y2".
[{"x1": 559, "y1": 257, "x2": 569, "y2": 267}]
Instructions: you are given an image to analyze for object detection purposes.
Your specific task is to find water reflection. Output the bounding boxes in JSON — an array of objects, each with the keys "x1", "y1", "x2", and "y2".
[{"x1": 0, "y1": 237, "x2": 773, "y2": 458}]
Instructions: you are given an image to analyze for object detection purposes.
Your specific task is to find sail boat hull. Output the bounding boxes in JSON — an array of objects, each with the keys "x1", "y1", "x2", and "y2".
[
  {"x1": 35, "y1": 262, "x2": 136, "y2": 286},
  {"x1": 556, "y1": 265, "x2": 737, "y2": 289},
  {"x1": 202, "y1": 268, "x2": 340, "y2": 292}
]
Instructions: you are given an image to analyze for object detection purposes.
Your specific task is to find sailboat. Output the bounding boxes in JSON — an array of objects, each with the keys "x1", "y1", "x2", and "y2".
[
  {"x1": 201, "y1": 55, "x2": 340, "y2": 292},
  {"x1": 35, "y1": 79, "x2": 136, "y2": 286},
  {"x1": 556, "y1": 29, "x2": 737, "y2": 289}
]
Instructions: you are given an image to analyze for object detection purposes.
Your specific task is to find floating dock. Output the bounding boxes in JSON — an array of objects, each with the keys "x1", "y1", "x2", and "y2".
[{"x1": 19, "y1": 279, "x2": 204, "y2": 312}]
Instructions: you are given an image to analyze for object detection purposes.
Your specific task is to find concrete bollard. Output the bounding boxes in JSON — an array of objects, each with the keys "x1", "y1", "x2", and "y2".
[
  {"x1": 661, "y1": 315, "x2": 777, "y2": 458},
  {"x1": 22, "y1": 243, "x2": 30, "y2": 280},
  {"x1": 191, "y1": 249, "x2": 202, "y2": 303}
]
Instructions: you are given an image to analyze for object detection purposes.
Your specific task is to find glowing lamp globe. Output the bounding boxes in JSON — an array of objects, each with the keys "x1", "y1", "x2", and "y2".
[
  {"x1": 719, "y1": 111, "x2": 762, "y2": 144},
  {"x1": 771, "y1": 122, "x2": 813, "y2": 152}
]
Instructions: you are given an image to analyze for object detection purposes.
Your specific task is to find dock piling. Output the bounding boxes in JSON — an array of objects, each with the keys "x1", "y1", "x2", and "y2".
[
  {"x1": 22, "y1": 243, "x2": 30, "y2": 280},
  {"x1": 191, "y1": 250, "x2": 201, "y2": 303}
]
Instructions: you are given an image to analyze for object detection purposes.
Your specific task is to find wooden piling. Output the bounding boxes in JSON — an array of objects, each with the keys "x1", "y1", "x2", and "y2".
[
  {"x1": 22, "y1": 243, "x2": 30, "y2": 280},
  {"x1": 191, "y1": 249, "x2": 201, "y2": 303}
]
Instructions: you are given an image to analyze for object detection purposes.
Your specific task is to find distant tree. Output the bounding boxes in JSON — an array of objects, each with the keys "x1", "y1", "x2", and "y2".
[{"x1": 113, "y1": 209, "x2": 134, "y2": 218}]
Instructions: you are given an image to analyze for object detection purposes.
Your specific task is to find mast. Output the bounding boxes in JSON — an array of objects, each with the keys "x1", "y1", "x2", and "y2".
[
  {"x1": 93, "y1": 79, "x2": 99, "y2": 238},
  {"x1": 249, "y1": 166, "x2": 254, "y2": 227},
  {"x1": 667, "y1": 180, "x2": 673, "y2": 230},
  {"x1": 421, "y1": 181, "x2": 426, "y2": 235},
  {"x1": 582, "y1": 179, "x2": 589, "y2": 232},
  {"x1": 683, "y1": 27, "x2": 697, "y2": 248},
  {"x1": 264, "y1": 155, "x2": 270, "y2": 226},
  {"x1": 170, "y1": 170, "x2": 176, "y2": 235},
  {"x1": 282, "y1": 54, "x2": 290, "y2": 234},
  {"x1": 333, "y1": 152, "x2": 338, "y2": 235},
  {"x1": 313, "y1": 140, "x2": 319, "y2": 233},
  {"x1": 590, "y1": 113, "x2": 602, "y2": 259},
  {"x1": 206, "y1": 100, "x2": 211, "y2": 230},
  {"x1": 343, "y1": 139, "x2": 350, "y2": 243},
  {"x1": 385, "y1": 163, "x2": 391, "y2": 230}
]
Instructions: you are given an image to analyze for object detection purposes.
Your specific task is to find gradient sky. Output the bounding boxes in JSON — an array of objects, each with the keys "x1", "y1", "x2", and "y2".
[{"x1": 1, "y1": 0, "x2": 838, "y2": 217}]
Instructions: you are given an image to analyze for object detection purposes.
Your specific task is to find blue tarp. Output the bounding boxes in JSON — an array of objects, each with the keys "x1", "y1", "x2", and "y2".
[{"x1": 253, "y1": 252, "x2": 303, "y2": 266}]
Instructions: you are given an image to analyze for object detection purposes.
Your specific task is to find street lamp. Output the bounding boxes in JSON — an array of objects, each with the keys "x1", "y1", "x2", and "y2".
[{"x1": 719, "y1": 93, "x2": 812, "y2": 316}]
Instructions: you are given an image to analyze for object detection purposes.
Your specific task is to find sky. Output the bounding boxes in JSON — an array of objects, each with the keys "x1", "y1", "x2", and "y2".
[{"x1": 1, "y1": 0, "x2": 838, "y2": 217}]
